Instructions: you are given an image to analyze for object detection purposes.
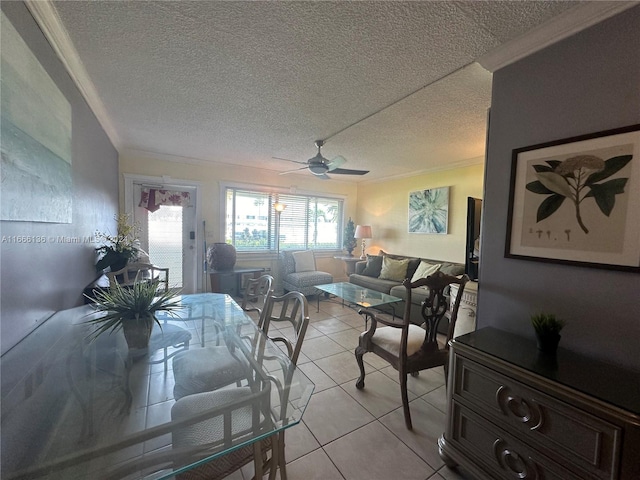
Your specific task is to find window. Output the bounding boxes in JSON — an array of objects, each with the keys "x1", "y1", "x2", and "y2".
[{"x1": 225, "y1": 187, "x2": 343, "y2": 252}]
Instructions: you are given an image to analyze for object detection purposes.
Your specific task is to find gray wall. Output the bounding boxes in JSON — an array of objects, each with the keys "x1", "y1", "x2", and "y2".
[
  {"x1": 0, "y1": 2, "x2": 119, "y2": 355},
  {"x1": 479, "y1": 7, "x2": 640, "y2": 370}
]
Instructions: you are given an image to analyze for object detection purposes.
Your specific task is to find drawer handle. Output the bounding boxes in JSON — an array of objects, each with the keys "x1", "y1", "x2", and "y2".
[
  {"x1": 496, "y1": 386, "x2": 543, "y2": 430},
  {"x1": 493, "y1": 439, "x2": 538, "y2": 479}
]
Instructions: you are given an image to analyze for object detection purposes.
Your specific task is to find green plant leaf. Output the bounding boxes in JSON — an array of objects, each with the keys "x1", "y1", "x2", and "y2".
[
  {"x1": 535, "y1": 172, "x2": 573, "y2": 198},
  {"x1": 545, "y1": 160, "x2": 562, "y2": 169},
  {"x1": 83, "y1": 276, "x2": 182, "y2": 342},
  {"x1": 537, "y1": 194, "x2": 565, "y2": 222},
  {"x1": 532, "y1": 164, "x2": 554, "y2": 173},
  {"x1": 586, "y1": 155, "x2": 632, "y2": 184},
  {"x1": 526, "y1": 180, "x2": 554, "y2": 195},
  {"x1": 585, "y1": 178, "x2": 628, "y2": 216}
]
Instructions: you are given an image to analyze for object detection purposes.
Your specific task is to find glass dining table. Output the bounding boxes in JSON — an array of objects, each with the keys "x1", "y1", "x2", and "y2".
[{"x1": 1, "y1": 293, "x2": 314, "y2": 480}]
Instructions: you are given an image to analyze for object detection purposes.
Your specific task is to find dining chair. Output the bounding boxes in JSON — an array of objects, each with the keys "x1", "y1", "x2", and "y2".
[
  {"x1": 355, "y1": 271, "x2": 470, "y2": 429},
  {"x1": 106, "y1": 262, "x2": 170, "y2": 293},
  {"x1": 172, "y1": 275, "x2": 274, "y2": 400},
  {"x1": 106, "y1": 262, "x2": 191, "y2": 371},
  {"x1": 171, "y1": 291, "x2": 310, "y2": 480},
  {"x1": 240, "y1": 274, "x2": 275, "y2": 326}
]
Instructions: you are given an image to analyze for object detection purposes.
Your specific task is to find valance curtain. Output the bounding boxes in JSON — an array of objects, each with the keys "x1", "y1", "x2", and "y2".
[{"x1": 139, "y1": 188, "x2": 191, "y2": 212}]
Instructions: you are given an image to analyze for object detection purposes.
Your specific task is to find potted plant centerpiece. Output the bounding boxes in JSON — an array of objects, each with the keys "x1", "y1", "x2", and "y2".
[
  {"x1": 343, "y1": 217, "x2": 357, "y2": 257},
  {"x1": 531, "y1": 312, "x2": 566, "y2": 353},
  {"x1": 85, "y1": 277, "x2": 182, "y2": 353},
  {"x1": 95, "y1": 213, "x2": 141, "y2": 273}
]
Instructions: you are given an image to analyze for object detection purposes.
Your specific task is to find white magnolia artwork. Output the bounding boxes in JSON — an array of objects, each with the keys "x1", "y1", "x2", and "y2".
[{"x1": 506, "y1": 125, "x2": 640, "y2": 272}]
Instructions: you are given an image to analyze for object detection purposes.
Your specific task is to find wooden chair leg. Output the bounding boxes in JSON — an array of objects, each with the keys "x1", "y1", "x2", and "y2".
[
  {"x1": 355, "y1": 346, "x2": 367, "y2": 389},
  {"x1": 400, "y1": 371, "x2": 412, "y2": 430}
]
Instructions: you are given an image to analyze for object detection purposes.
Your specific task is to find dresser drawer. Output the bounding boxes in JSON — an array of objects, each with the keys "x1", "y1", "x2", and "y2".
[
  {"x1": 452, "y1": 355, "x2": 621, "y2": 479},
  {"x1": 450, "y1": 401, "x2": 584, "y2": 480}
]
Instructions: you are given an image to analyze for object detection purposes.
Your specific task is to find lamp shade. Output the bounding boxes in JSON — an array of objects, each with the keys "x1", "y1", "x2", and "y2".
[{"x1": 354, "y1": 225, "x2": 372, "y2": 239}]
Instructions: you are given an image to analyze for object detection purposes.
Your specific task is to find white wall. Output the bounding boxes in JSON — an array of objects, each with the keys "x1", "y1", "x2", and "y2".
[
  {"x1": 355, "y1": 163, "x2": 485, "y2": 262},
  {"x1": 119, "y1": 150, "x2": 359, "y2": 284}
]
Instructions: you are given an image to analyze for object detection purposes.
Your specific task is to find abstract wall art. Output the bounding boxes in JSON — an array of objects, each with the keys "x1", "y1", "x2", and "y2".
[
  {"x1": 408, "y1": 186, "x2": 449, "y2": 234},
  {"x1": 1, "y1": 12, "x2": 72, "y2": 223}
]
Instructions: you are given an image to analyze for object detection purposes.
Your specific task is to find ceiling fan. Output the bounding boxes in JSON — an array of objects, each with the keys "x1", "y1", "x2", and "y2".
[{"x1": 273, "y1": 140, "x2": 369, "y2": 179}]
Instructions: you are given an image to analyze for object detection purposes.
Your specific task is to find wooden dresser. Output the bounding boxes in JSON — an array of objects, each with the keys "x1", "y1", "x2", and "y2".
[{"x1": 438, "y1": 327, "x2": 640, "y2": 480}]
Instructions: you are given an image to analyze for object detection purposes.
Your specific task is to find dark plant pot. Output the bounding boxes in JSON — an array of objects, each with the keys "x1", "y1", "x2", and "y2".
[
  {"x1": 122, "y1": 316, "x2": 154, "y2": 355},
  {"x1": 96, "y1": 249, "x2": 129, "y2": 273},
  {"x1": 111, "y1": 256, "x2": 129, "y2": 273},
  {"x1": 536, "y1": 332, "x2": 561, "y2": 353},
  {"x1": 208, "y1": 243, "x2": 237, "y2": 271}
]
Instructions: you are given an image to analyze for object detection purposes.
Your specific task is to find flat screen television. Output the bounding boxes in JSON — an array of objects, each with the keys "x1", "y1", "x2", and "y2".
[{"x1": 465, "y1": 197, "x2": 482, "y2": 281}]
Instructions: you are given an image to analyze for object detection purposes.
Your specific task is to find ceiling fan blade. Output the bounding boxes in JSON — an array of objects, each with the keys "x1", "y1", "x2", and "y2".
[
  {"x1": 272, "y1": 156, "x2": 307, "y2": 166},
  {"x1": 330, "y1": 167, "x2": 369, "y2": 175},
  {"x1": 315, "y1": 173, "x2": 331, "y2": 180},
  {"x1": 279, "y1": 166, "x2": 308, "y2": 175},
  {"x1": 327, "y1": 155, "x2": 347, "y2": 171}
]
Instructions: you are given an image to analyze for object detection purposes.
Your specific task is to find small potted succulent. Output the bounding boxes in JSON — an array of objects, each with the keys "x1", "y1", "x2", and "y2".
[
  {"x1": 85, "y1": 277, "x2": 182, "y2": 353},
  {"x1": 531, "y1": 312, "x2": 566, "y2": 353}
]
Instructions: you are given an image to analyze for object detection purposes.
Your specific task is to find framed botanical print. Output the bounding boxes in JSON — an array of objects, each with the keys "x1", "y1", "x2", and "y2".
[{"x1": 505, "y1": 124, "x2": 640, "y2": 272}]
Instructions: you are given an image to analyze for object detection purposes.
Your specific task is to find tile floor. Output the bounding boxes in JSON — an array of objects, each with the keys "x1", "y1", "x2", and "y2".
[{"x1": 231, "y1": 296, "x2": 474, "y2": 480}]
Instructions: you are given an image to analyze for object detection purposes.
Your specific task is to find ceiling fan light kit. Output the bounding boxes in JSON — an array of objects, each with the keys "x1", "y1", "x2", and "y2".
[{"x1": 274, "y1": 139, "x2": 369, "y2": 179}]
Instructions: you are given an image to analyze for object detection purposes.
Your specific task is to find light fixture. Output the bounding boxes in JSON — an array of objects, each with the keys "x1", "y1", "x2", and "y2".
[
  {"x1": 274, "y1": 203, "x2": 287, "y2": 254},
  {"x1": 354, "y1": 225, "x2": 372, "y2": 259}
]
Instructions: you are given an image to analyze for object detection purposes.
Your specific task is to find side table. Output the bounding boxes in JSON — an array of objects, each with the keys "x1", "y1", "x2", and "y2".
[
  {"x1": 334, "y1": 256, "x2": 362, "y2": 276},
  {"x1": 209, "y1": 267, "x2": 265, "y2": 295}
]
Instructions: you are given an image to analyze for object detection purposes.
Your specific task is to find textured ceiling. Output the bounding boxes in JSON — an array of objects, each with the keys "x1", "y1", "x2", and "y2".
[{"x1": 46, "y1": 0, "x2": 597, "y2": 182}]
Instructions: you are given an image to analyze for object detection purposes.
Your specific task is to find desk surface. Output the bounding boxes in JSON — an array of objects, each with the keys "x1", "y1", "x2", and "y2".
[
  {"x1": 316, "y1": 282, "x2": 402, "y2": 308},
  {"x1": 1, "y1": 293, "x2": 313, "y2": 480}
]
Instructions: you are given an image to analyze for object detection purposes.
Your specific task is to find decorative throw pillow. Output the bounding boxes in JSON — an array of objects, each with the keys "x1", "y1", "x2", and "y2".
[
  {"x1": 410, "y1": 261, "x2": 442, "y2": 283},
  {"x1": 292, "y1": 250, "x2": 316, "y2": 272},
  {"x1": 405, "y1": 257, "x2": 421, "y2": 280},
  {"x1": 440, "y1": 262, "x2": 465, "y2": 276},
  {"x1": 361, "y1": 254, "x2": 383, "y2": 277},
  {"x1": 379, "y1": 256, "x2": 410, "y2": 282}
]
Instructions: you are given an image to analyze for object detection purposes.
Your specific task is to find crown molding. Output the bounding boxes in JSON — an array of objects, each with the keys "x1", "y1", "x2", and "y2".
[
  {"x1": 478, "y1": 2, "x2": 639, "y2": 72},
  {"x1": 24, "y1": 0, "x2": 121, "y2": 150}
]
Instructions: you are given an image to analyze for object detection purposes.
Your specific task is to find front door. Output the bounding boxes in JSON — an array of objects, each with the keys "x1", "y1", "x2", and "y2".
[{"x1": 132, "y1": 183, "x2": 198, "y2": 293}]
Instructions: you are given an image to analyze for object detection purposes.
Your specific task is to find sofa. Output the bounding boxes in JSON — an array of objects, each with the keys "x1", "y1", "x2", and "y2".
[
  {"x1": 280, "y1": 250, "x2": 333, "y2": 296},
  {"x1": 349, "y1": 251, "x2": 465, "y2": 330}
]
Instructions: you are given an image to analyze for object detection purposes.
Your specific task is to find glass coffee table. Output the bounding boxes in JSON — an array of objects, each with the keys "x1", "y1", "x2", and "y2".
[{"x1": 315, "y1": 282, "x2": 402, "y2": 317}]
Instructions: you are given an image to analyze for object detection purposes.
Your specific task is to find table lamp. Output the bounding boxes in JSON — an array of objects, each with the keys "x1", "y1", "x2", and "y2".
[{"x1": 354, "y1": 225, "x2": 372, "y2": 259}]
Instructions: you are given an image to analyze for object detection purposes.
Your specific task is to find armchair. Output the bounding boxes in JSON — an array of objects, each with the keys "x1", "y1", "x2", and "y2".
[
  {"x1": 280, "y1": 250, "x2": 333, "y2": 297},
  {"x1": 355, "y1": 271, "x2": 469, "y2": 429}
]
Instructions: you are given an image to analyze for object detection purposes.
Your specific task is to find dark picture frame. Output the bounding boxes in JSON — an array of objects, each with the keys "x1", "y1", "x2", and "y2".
[{"x1": 505, "y1": 124, "x2": 640, "y2": 272}]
